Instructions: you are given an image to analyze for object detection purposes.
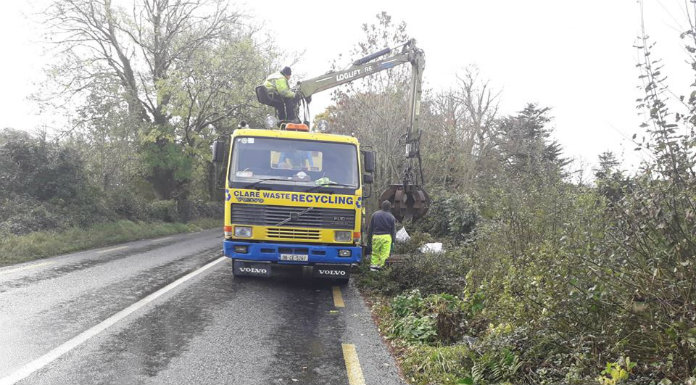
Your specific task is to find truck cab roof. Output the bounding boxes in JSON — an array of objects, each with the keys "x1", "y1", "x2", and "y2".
[{"x1": 232, "y1": 128, "x2": 359, "y2": 145}]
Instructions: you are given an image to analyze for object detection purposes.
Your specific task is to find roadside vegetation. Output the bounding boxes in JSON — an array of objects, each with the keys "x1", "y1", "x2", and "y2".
[
  {"x1": 1, "y1": 0, "x2": 272, "y2": 263},
  {"x1": 0, "y1": 1, "x2": 693, "y2": 383},
  {"x1": 0, "y1": 127, "x2": 222, "y2": 265},
  {"x1": 353, "y1": 12, "x2": 696, "y2": 385},
  {"x1": 0, "y1": 218, "x2": 218, "y2": 267}
]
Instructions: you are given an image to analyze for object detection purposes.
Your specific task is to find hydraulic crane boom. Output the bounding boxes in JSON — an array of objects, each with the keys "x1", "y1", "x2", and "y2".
[{"x1": 293, "y1": 39, "x2": 429, "y2": 221}]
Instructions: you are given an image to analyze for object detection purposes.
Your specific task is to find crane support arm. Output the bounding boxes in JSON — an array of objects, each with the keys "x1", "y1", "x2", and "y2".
[
  {"x1": 294, "y1": 39, "x2": 425, "y2": 102},
  {"x1": 290, "y1": 38, "x2": 429, "y2": 221}
]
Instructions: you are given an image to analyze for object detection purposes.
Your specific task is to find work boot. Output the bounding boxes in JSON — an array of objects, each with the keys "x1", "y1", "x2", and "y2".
[{"x1": 369, "y1": 265, "x2": 380, "y2": 272}]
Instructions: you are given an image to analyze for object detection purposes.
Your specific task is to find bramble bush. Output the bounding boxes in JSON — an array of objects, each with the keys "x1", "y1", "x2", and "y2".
[
  {"x1": 359, "y1": 54, "x2": 696, "y2": 382},
  {"x1": 0, "y1": 129, "x2": 221, "y2": 238}
]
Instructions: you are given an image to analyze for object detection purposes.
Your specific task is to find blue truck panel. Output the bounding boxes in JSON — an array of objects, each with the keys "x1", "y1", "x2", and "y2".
[{"x1": 223, "y1": 240, "x2": 362, "y2": 265}]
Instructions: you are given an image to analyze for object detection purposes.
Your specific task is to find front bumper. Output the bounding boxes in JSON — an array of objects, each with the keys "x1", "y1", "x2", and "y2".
[{"x1": 223, "y1": 240, "x2": 362, "y2": 265}]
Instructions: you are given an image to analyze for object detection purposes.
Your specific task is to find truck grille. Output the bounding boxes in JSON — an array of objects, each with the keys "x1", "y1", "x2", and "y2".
[
  {"x1": 231, "y1": 204, "x2": 355, "y2": 229},
  {"x1": 267, "y1": 228, "x2": 321, "y2": 239}
]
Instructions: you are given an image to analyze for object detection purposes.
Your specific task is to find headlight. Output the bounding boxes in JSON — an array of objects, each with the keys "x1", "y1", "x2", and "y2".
[
  {"x1": 234, "y1": 226, "x2": 252, "y2": 238},
  {"x1": 334, "y1": 231, "x2": 351, "y2": 242}
]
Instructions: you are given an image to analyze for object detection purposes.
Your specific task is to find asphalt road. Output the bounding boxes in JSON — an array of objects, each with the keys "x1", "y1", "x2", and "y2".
[{"x1": 0, "y1": 230, "x2": 405, "y2": 385}]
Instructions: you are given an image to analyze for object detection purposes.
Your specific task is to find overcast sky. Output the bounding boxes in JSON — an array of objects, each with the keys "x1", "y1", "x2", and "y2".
[{"x1": 1, "y1": 0, "x2": 692, "y2": 172}]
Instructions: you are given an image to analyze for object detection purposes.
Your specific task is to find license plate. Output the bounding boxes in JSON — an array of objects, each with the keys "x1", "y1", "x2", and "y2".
[{"x1": 280, "y1": 253, "x2": 308, "y2": 262}]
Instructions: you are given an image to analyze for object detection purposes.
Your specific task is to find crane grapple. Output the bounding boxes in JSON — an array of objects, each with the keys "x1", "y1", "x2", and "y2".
[{"x1": 379, "y1": 184, "x2": 430, "y2": 222}]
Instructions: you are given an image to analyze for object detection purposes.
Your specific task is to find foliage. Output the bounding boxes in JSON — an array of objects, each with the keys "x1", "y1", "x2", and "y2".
[
  {"x1": 389, "y1": 290, "x2": 468, "y2": 344},
  {"x1": 363, "y1": 250, "x2": 469, "y2": 296},
  {"x1": 422, "y1": 67, "x2": 500, "y2": 191},
  {"x1": 594, "y1": 151, "x2": 633, "y2": 204},
  {"x1": 4, "y1": 3, "x2": 696, "y2": 384},
  {"x1": 39, "y1": 0, "x2": 275, "y2": 200},
  {"x1": 469, "y1": 347, "x2": 522, "y2": 385},
  {"x1": 378, "y1": 288, "x2": 529, "y2": 384},
  {"x1": 389, "y1": 314, "x2": 438, "y2": 344},
  {"x1": 0, "y1": 218, "x2": 218, "y2": 267},
  {"x1": 0, "y1": 129, "x2": 221, "y2": 242},
  {"x1": 401, "y1": 344, "x2": 473, "y2": 385},
  {"x1": 597, "y1": 357, "x2": 637, "y2": 385},
  {"x1": 410, "y1": 188, "x2": 479, "y2": 243},
  {"x1": 0, "y1": 129, "x2": 96, "y2": 204},
  {"x1": 147, "y1": 200, "x2": 180, "y2": 223},
  {"x1": 355, "y1": 23, "x2": 696, "y2": 379},
  {"x1": 0, "y1": 129, "x2": 106, "y2": 234},
  {"x1": 0, "y1": 0, "x2": 253, "y2": 260}
]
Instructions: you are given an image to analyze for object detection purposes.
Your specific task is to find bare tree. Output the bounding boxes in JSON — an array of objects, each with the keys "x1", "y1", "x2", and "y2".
[
  {"x1": 40, "y1": 0, "x2": 271, "y2": 199},
  {"x1": 422, "y1": 67, "x2": 499, "y2": 189}
]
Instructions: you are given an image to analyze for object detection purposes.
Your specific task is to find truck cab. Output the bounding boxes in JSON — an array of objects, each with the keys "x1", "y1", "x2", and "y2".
[{"x1": 215, "y1": 124, "x2": 374, "y2": 282}]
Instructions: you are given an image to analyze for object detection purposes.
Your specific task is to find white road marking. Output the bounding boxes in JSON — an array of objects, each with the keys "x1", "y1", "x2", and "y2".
[
  {"x1": 0, "y1": 262, "x2": 53, "y2": 276},
  {"x1": 0, "y1": 256, "x2": 227, "y2": 385}
]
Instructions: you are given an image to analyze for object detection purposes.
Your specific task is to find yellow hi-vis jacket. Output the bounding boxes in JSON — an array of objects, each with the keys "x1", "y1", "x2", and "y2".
[{"x1": 264, "y1": 72, "x2": 295, "y2": 99}]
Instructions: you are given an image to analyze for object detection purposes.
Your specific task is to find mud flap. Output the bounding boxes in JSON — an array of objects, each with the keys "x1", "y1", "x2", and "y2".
[
  {"x1": 233, "y1": 260, "x2": 271, "y2": 277},
  {"x1": 312, "y1": 264, "x2": 350, "y2": 280}
]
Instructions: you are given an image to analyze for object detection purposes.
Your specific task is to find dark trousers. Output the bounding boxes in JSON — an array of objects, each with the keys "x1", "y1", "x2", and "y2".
[{"x1": 269, "y1": 97, "x2": 297, "y2": 121}]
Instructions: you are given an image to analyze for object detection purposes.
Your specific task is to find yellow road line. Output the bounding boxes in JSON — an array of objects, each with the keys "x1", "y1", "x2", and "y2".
[
  {"x1": 0, "y1": 262, "x2": 53, "y2": 276},
  {"x1": 342, "y1": 344, "x2": 366, "y2": 385},
  {"x1": 96, "y1": 246, "x2": 129, "y2": 254},
  {"x1": 332, "y1": 286, "x2": 345, "y2": 308}
]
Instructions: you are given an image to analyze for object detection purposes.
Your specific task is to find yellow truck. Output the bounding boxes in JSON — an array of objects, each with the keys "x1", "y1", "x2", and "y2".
[
  {"x1": 212, "y1": 39, "x2": 430, "y2": 282},
  {"x1": 213, "y1": 123, "x2": 373, "y2": 281}
]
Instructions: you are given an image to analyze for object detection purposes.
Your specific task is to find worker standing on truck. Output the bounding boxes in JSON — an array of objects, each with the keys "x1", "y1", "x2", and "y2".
[
  {"x1": 367, "y1": 200, "x2": 397, "y2": 271},
  {"x1": 264, "y1": 66, "x2": 298, "y2": 122}
]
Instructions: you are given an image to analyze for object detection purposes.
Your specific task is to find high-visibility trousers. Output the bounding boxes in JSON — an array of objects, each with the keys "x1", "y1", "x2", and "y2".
[{"x1": 370, "y1": 234, "x2": 392, "y2": 267}]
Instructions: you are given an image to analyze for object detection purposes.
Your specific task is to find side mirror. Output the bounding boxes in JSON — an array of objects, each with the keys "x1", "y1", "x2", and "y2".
[
  {"x1": 362, "y1": 151, "x2": 376, "y2": 173},
  {"x1": 212, "y1": 140, "x2": 227, "y2": 164},
  {"x1": 363, "y1": 174, "x2": 374, "y2": 184}
]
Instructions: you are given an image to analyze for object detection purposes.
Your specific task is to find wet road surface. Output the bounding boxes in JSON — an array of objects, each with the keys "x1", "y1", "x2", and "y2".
[{"x1": 0, "y1": 230, "x2": 404, "y2": 384}]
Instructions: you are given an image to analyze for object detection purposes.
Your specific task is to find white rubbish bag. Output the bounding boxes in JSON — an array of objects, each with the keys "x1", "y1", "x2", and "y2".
[
  {"x1": 419, "y1": 242, "x2": 444, "y2": 254},
  {"x1": 395, "y1": 227, "x2": 411, "y2": 243}
]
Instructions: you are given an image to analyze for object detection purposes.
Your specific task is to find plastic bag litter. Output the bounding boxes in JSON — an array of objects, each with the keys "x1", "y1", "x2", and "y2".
[
  {"x1": 395, "y1": 227, "x2": 410, "y2": 243},
  {"x1": 419, "y1": 242, "x2": 444, "y2": 254}
]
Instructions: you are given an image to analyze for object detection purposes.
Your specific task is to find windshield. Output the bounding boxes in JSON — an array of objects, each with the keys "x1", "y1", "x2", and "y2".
[{"x1": 229, "y1": 136, "x2": 359, "y2": 189}]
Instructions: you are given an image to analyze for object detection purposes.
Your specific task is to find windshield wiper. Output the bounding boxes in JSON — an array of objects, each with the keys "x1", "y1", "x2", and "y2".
[
  {"x1": 304, "y1": 182, "x2": 355, "y2": 193},
  {"x1": 243, "y1": 178, "x2": 292, "y2": 189}
]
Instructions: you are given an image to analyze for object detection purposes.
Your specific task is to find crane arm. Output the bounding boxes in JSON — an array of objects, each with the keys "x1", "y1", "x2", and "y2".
[
  {"x1": 293, "y1": 39, "x2": 429, "y2": 221},
  {"x1": 294, "y1": 39, "x2": 425, "y2": 150},
  {"x1": 295, "y1": 40, "x2": 424, "y2": 104}
]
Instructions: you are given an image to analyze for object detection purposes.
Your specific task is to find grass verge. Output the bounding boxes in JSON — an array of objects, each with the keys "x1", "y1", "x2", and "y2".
[{"x1": 0, "y1": 218, "x2": 220, "y2": 267}]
